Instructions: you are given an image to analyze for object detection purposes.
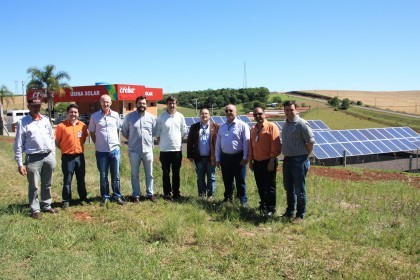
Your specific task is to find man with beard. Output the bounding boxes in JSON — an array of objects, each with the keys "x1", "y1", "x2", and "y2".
[
  {"x1": 122, "y1": 96, "x2": 156, "y2": 203},
  {"x1": 248, "y1": 107, "x2": 281, "y2": 216}
]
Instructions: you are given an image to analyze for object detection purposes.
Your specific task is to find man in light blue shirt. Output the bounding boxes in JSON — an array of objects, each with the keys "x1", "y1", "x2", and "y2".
[
  {"x1": 14, "y1": 97, "x2": 57, "y2": 219},
  {"x1": 216, "y1": 104, "x2": 250, "y2": 206},
  {"x1": 121, "y1": 96, "x2": 156, "y2": 203},
  {"x1": 155, "y1": 95, "x2": 187, "y2": 201},
  {"x1": 89, "y1": 94, "x2": 125, "y2": 206}
]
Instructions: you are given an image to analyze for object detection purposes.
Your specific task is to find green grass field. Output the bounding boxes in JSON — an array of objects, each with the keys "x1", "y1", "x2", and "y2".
[{"x1": 0, "y1": 137, "x2": 418, "y2": 279}]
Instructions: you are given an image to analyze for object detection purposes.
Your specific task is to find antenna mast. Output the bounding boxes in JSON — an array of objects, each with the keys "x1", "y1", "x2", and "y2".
[{"x1": 243, "y1": 61, "x2": 247, "y2": 88}]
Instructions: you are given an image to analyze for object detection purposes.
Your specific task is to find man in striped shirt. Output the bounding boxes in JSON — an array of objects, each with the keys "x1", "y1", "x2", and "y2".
[{"x1": 281, "y1": 101, "x2": 315, "y2": 224}]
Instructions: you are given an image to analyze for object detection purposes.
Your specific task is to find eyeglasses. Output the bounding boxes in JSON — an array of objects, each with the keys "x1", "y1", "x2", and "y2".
[{"x1": 225, "y1": 109, "x2": 234, "y2": 113}]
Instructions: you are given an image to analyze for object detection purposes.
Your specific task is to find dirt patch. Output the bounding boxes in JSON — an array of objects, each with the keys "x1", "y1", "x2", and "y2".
[
  {"x1": 74, "y1": 211, "x2": 93, "y2": 222},
  {"x1": 310, "y1": 166, "x2": 420, "y2": 187}
]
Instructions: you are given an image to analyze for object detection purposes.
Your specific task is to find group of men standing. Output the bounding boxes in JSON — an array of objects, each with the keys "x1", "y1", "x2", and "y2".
[
  {"x1": 187, "y1": 101, "x2": 315, "y2": 223},
  {"x1": 14, "y1": 94, "x2": 314, "y2": 224}
]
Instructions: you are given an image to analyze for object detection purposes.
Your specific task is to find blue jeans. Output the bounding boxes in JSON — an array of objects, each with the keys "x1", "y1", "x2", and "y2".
[
  {"x1": 195, "y1": 156, "x2": 216, "y2": 197},
  {"x1": 129, "y1": 150, "x2": 154, "y2": 198},
  {"x1": 61, "y1": 154, "x2": 87, "y2": 202},
  {"x1": 220, "y1": 152, "x2": 248, "y2": 204},
  {"x1": 96, "y1": 147, "x2": 122, "y2": 199},
  {"x1": 283, "y1": 155, "x2": 310, "y2": 218}
]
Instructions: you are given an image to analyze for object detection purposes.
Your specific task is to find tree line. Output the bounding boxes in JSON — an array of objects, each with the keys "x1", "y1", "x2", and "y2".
[{"x1": 160, "y1": 87, "x2": 271, "y2": 114}]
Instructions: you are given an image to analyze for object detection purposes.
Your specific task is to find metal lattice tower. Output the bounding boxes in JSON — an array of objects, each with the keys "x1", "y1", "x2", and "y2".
[{"x1": 243, "y1": 61, "x2": 247, "y2": 88}]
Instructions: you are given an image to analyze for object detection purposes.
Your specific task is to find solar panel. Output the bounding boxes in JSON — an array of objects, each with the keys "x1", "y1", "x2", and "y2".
[
  {"x1": 185, "y1": 118, "x2": 195, "y2": 126},
  {"x1": 238, "y1": 115, "x2": 251, "y2": 122},
  {"x1": 314, "y1": 120, "x2": 330, "y2": 130},
  {"x1": 356, "y1": 129, "x2": 378, "y2": 140},
  {"x1": 211, "y1": 116, "x2": 223, "y2": 124},
  {"x1": 313, "y1": 145, "x2": 329, "y2": 159},
  {"x1": 401, "y1": 127, "x2": 419, "y2": 137},
  {"x1": 307, "y1": 120, "x2": 320, "y2": 130},
  {"x1": 361, "y1": 141, "x2": 382, "y2": 154}
]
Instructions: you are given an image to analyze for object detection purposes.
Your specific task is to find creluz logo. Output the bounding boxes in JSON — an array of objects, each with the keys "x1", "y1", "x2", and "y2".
[
  {"x1": 119, "y1": 86, "x2": 135, "y2": 94},
  {"x1": 145, "y1": 91, "x2": 153, "y2": 96}
]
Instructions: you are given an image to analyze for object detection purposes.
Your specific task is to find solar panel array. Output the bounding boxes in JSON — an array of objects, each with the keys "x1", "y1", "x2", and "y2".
[
  {"x1": 183, "y1": 117, "x2": 419, "y2": 159},
  {"x1": 313, "y1": 127, "x2": 420, "y2": 159},
  {"x1": 273, "y1": 120, "x2": 330, "y2": 132}
]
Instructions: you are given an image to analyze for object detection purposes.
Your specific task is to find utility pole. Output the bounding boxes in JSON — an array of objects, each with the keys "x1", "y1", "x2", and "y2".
[
  {"x1": 211, "y1": 104, "x2": 216, "y2": 115},
  {"x1": 193, "y1": 98, "x2": 199, "y2": 117},
  {"x1": 22, "y1": 81, "x2": 25, "y2": 109}
]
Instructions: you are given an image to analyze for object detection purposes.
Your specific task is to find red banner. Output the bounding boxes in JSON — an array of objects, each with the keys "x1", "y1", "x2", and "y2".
[
  {"x1": 144, "y1": 87, "x2": 163, "y2": 100},
  {"x1": 116, "y1": 84, "x2": 145, "y2": 101}
]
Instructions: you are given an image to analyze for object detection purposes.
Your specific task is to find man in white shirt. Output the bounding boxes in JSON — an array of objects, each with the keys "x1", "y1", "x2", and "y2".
[{"x1": 155, "y1": 95, "x2": 187, "y2": 201}]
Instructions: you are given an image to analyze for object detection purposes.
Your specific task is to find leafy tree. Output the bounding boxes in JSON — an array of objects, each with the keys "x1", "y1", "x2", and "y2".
[
  {"x1": 356, "y1": 100, "x2": 363, "y2": 106},
  {"x1": 340, "y1": 98, "x2": 351, "y2": 110},
  {"x1": 0, "y1": 85, "x2": 15, "y2": 135},
  {"x1": 0, "y1": 85, "x2": 14, "y2": 110},
  {"x1": 271, "y1": 96, "x2": 282, "y2": 104},
  {"x1": 26, "y1": 64, "x2": 71, "y2": 122},
  {"x1": 328, "y1": 96, "x2": 341, "y2": 107}
]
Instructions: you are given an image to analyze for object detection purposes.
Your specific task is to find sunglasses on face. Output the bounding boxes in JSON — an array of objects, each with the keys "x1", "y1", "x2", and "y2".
[
  {"x1": 253, "y1": 112, "x2": 263, "y2": 116},
  {"x1": 225, "y1": 109, "x2": 234, "y2": 113}
]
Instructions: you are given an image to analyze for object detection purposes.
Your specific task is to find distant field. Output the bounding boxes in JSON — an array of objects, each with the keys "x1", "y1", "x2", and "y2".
[{"x1": 303, "y1": 90, "x2": 420, "y2": 115}]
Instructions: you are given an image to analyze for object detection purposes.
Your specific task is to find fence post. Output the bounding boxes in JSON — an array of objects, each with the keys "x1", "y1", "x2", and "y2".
[
  {"x1": 343, "y1": 150, "x2": 347, "y2": 167},
  {"x1": 408, "y1": 155, "x2": 413, "y2": 173}
]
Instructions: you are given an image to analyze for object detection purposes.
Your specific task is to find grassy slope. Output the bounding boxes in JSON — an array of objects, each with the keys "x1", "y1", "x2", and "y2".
[{"x1": 0, "y1": 138, "x2": 418, "y2": 279}]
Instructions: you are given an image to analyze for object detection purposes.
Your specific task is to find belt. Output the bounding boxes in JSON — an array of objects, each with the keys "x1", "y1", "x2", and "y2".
[
  {"x1": 284, "y1": 154, "x2": 307, "y2": 158},
  {"x1": 222, "y1": 151, "x2": 243, "y2": 155}
]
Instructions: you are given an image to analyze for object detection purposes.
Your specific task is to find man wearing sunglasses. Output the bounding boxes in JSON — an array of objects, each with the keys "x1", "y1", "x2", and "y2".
[
  {"x1": 248, "y1": 107, "x2": 281, "y2": 216},
  {"x1": 215, "y1": 104, "x2": 250, "y2": 206}
]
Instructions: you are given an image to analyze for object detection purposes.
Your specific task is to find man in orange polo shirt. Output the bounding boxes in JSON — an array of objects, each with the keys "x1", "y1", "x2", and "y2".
[
  {"x1": 55, "y1": 104, "x2": 90, "y2": 209},
  {"x1": 248, "y1": 107, "x2": 281, "y2": 216}
]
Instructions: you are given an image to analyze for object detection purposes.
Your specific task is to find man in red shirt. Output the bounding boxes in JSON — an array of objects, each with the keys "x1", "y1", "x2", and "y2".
[{"x1": 55, "y1": 104, "x2": 91, "y2": 209}]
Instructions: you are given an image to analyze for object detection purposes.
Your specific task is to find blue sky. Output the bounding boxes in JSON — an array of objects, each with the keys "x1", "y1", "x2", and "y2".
[{"x1": 1, "y1": 0, "x2": 419, "y2": 94}]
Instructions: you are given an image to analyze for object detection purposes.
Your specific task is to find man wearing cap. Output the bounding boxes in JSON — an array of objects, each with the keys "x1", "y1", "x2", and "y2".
[
  {"x1": 248, "y1": 107, "x2": 281, "y2": 216},
  {"x1": 55, "y1": 104, "x2": 91, "y2": 209},
  {"x1": 215, "y1": 104, "x2": 250, "y2": 206},
  {"x1": 89, "y1": 94, "x2": 125, "y2": 206},
  {"x1": 14, "y1": 97, "x2": 57, "y2": 219}
]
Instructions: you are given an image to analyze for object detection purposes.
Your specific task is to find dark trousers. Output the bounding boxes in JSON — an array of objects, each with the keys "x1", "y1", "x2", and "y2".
[
  {"x1": 253, "y1": 158, "x2": 278, "y2": 212},
  {"x1": 220, "y1": 152, "x2": 248, "y2": 203},
  {"x1": 159, "y1": 151, "x2": 182, "y2": 197},
  {"x1": 61, "y1": 154, "x2": 87, "y2": 202}
]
